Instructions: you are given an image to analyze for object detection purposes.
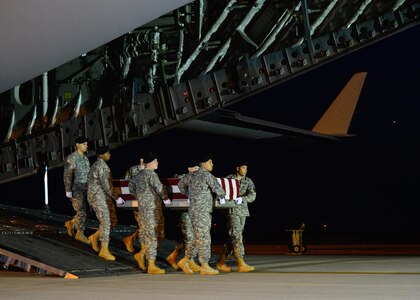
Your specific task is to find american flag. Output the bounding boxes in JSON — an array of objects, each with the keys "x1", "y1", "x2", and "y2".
[
  {"x1": 216, "y1": 177, "x2": 240, "y2": 200},
  {"x1": 112, "y1": 179, "x2": 138, "y2": 209},
  {"x1": 113, "y1": 177, "x2": 239, "y2": 209}
]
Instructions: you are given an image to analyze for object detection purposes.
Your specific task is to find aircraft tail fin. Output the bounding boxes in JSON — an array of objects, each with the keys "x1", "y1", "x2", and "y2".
[{"x1": 311, "y1": 72, "x2": 367, "y2": 136}]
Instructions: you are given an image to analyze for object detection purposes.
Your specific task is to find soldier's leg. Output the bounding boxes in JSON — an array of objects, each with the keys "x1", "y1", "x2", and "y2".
[
  {"x1": 87, "y1": 199, "x2": 100, "y2": 252},
  {"x1": 156, "y1": 208, "x2": 165, "y2": 244},
  {"x1": 190, "y1": 210, "x2": 203, "y2": 263},
  {"x1": 64, "y1": 219, "x2": 75, "y2": 237},
  {"x1": 167, "y1": 242, "x2": 183, "y2": 270},
  {"x1": 167, "y1": 213, "x2": 187, "y2": 269},
  {"x1": 229, "y1": 214, "x2": 245, "y2": 259},
  {"x1": 192, "y1": 211, "x2": 218, "y2": 275},
  {"x1": 124, "y1": 210, "x2": 141, "y2": 253},
  {"x1": 216, "y1": 212, "x2": 234, "y2": 272},
  {"x1": 144, "y1": 208, "x2": 164, "y2": 274},
  {"x1": 216, "y1": 244, "x2": 232, "y2": 272},
  {"x1": 106, "y1": 198, "x2": 118, "y2": 229},
  {"x1": 133, "y1": 208, "x2": 147, "y2": 271},
  {"x1": 173, "y1": 212, "x2": 192, "y2": 274},
  {"x1": 182, "y1": 213, "x2": 200, "y2": 272},
  {"x1": 88, "y1": 230, "x2": 100, "y2": 252},
  {"x1": 123, "y1": 230, "x2": 138, "y2": 254},
  {"x1": 95, "y1": 200, "x2": 115, "y2": 261},
  {"x1": 134, "y1": 210, "x2": 141, "y2": 229},
  {"x1": 71, "y1": 191, "x2": 88, "y2": 231},
  {"x1": 135, "y1": 210, "x2": 146, "y2": 250},
  {"x1": 230, "y1": 215, "x2": 254, "y2": 272},
  {"x1": 72, "y1": 191, "x2": 90, "y2": 244},
  {"x1": 182, "y1": 213, "x2": 195, "y2": 258}
]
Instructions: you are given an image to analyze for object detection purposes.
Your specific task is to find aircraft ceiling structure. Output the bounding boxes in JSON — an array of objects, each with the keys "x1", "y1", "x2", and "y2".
[
  {"x1": 0, "y1": 0, "x2": 192, "y2": 94},
  {"x1": 0, "y1": 0, "x2": 418, "y2": 183}
]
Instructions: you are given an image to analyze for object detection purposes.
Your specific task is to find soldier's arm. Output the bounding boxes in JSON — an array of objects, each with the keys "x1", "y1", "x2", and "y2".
[
  {"x1": 242, "y1": 178, "x2": 256, "y2": 203},
  {"x1": 177, "y1": 175, "x2": 189, "y2": 195},
  {"x1": 99, "y1": 167, "x2": 119, "y2": 200},
  {"x1": 128, "y1": 177, "x2": 137, "y2": 197},
  {"x1": 63, "y1": 156, "x2": 75, "y2": 192},
  {"x1": 150, "y1": 173, "x2": 168, "y2": 200},
  {"x1": 207, "y1": 173, "x2": 226, "y2": 199}
]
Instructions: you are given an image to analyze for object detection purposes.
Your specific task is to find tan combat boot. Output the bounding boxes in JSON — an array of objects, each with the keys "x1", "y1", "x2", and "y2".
[
  {"x1": 64, "y1": 220, "x2": 75, "y2": 237},
  {"x1": 216, "y1": 246, "x2": 232, "y2": 272},
  {"x1": 188, "y1": 259, "x2": 202, "y2": 272},
  {"x1": 134, "y1": 246, "x2": 146, "y2": 271},
  {"x1": 123, "y1": 231, "x2": 137, "y2": 254},
  {"x1": 200, "y1": 263, "x2": 219, "y2": 275},
  {"x1": 177, "y1": 257, "x2": 193, "y2": 274},
  {"x1": 237, "y1": 258, "x2": 255, "y2": 273},
  {"x1": 88, "y1": 231, "x2": 100, "y2": 252},
  {"x1": 75, "y1": 230, "x2": 91, "y2": 245},
  {"x1": 147, "y1": 259, "x2": 165, "y2": 274},
  {"x1": 166, "y1": 243, "x2": 183, "y2": 269},
  {"x1": 98, "y1": 242, "x2": 116, "y2": 261}
]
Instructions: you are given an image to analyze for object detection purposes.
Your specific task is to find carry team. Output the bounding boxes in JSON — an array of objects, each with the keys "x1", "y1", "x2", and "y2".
[{"x1": 64, "y1": 137, "x2": 256, "y2": 275}]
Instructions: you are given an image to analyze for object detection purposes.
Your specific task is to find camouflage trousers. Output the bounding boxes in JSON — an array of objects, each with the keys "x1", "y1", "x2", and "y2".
[
  {"x1": 225, "y1": 213, "x2": 247, "y2": 259},
  {"x1": 190, "y1": 210, "x2": 212, "y2": 264},
  {"x1": 90, "y1": 197, "x2": 118, "y2": 243},
  {"x1": 133, "y1": 210, "x2": 145, "y2": 244},
  {"x1": 70, "y1": 189, "x2": 88, "y2": 231},
  {"x1": 138, "y1": 206, "x2": 164, "y2": 260},
  {"x1": 180, "y1": 212, "x2": 197, "y2": 259}
]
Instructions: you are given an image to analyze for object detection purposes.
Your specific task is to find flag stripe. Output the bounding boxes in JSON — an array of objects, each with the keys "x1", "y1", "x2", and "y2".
[
  {"x1": 215, "y1": 177, "x2": 238, "y2": 199},
  {"x1": 224, "y1": 178, "x2": 231, "y2": 199},
  {"x1": 228, "y1": 179, "x2": 234, "y2": 199}
]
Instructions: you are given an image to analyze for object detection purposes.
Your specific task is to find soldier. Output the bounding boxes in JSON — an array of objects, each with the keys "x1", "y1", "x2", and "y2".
[
  {"x1": 63, "y1": 136, "x2": 91, "y2": 245},
  {"x1": 187, "y1": 154, "x2": 226, "y2": 275},
  {"x1": 125, "y1": 155, "x2": 145, "y2": 179},
  {"x1": 166, "y1": 160, "x2": 202, "y2": 274},
  {"x1": 128, "y1": 152, "x2": 171, "y2": 274},
  {"x1": 123, "y1": 154, "x2": 145, "y2": 254},
  {"x1": 216, "y1": 161, "x2": 256, "y2": 273},
  {"x1": 87, "y1": 146, "x2": 125, "y2": 261}
]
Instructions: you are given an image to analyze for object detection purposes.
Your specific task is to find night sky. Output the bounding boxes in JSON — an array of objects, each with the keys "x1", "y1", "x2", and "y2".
[{"x1": 1, "y1": 25, "x2": 419, "y2": 245}]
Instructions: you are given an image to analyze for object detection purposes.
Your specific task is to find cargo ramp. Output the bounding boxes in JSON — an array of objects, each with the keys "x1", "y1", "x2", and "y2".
[{"x1": 0, "y1": 204, "x2": 177, "y2": 279}]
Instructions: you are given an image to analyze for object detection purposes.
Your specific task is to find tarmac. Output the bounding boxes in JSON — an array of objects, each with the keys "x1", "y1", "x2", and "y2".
[
  {"x1": 2, "y1": 249, "x2": 420, "y2": 300},
  {"x1": 2, "y1": 204, "x2": 420, "y2": 299}
]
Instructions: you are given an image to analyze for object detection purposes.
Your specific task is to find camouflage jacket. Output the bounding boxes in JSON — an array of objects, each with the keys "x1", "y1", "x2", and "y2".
[
  {"x1": 128, "y1": 169, "x2": 168, "y2": 210},
  {"x1": 63, "y1": 151, "x2": 90, "y2": 192},
  {"x1": 125, "y1": 164, "x2": 143, "y2": 179},
  {"x1": 226, "y1": 174, "x2": 256, "y2": 217},
  {"x1": 177, "y1": 173, "x2": 192, "y2": 197},
  {"x1": 87, "y1": 158, "x2": 119, "y2": 201},
  {"x1": 188, "y1": 167, "x2": 225, "y2": 214}
]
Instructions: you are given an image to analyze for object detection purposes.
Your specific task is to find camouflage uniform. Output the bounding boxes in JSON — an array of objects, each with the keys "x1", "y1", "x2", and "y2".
[
  {"x1": 87, "y1": 158, "x2": 119, "y2": 243},
  {"x1": 63, "y1": 152, "x2": 90, "y2": 231},
  {"x1": 125, "y1": 165, "x2": 143, "y2": 180},
  {"x1": 187, "y1": 167, "x2": 225, "y2": 264},
  {"x1": 125, "y1": 165, "x2": 144, "y2": 243},
  {"x1": 177, "y1": 173, "x2": 197, "y2": 260},
  {"x1": 225, "y1": 174, "x2": 256, "y2": 259},
  {"x1": 128, "y1": 169, "x2": 168, "y2": 260}
]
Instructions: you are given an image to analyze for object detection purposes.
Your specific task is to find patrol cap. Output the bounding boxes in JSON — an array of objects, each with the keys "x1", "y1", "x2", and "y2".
[
  {"x1": 235, "y1": 160, "x2": 248, "y2": 167},
  {"x1": 96, "y1": 146, "x2": 109, "y2": 155},
  {"x1": 143, "y1": 152, "x2": 157, "y2": 164},
  {"x1": 198, "y1": 154, "x2": 212, "y2": 163},
  {"x1": 187, "y1": 160, "x2": 198, "y2": 168},
  {"x1": 75, "y1": 136, "x2": 89, "y2": 144}
]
